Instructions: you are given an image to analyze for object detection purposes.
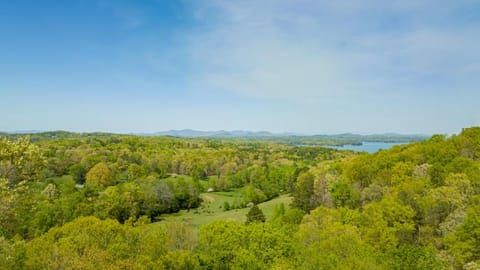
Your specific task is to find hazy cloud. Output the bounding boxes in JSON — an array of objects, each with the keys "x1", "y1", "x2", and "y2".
[
  {"x1": 182, "y1": 0, "x2": 480, "y2": 104},
  {"x1": 1, "y1": 0, "x2": 478, "y2": 134}
]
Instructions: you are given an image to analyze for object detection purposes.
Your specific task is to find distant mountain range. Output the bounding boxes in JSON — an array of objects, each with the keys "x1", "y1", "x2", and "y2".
[
  {"x1": 144, "y1": 129, "x2": 295, "y2": 138},
  {"x1": 1, "y1": 129, "x2": 430, "y2": 144},
  {"x1": 140, "y1": 129, "x2": 429, "y2": 141}
]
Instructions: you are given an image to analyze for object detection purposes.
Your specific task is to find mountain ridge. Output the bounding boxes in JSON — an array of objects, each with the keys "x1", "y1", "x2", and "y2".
[{"x1": 137, "y1": 130, "x2": 429, "y2": 143}]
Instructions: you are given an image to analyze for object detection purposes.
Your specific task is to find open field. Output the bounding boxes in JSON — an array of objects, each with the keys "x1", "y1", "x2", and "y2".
[
  {"x1": 156, "y1": 192, "x2": 293, "y2": 228},
  {"x1": 46, "y1": 174, "x2": 293, "y2": 228}
]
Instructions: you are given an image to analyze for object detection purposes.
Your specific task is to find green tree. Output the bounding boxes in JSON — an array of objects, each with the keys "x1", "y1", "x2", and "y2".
[
  {"x1": 0, "y1": 137, "x2": 46, "y2": 187},
  {"x1": 191, "y1": 166, "x2": 208, "y2": 181},
  {"x1": 86, "y1": 162, "x2": 113, "y2": 187},
  {"x1": 163, "y1": 250, "x2": 200, "y2": 270},
  {"x1": 69, "y1": 163, "x2": 87, "y2": 184},
  {"x1": 385, "y1": 244, "x2": 446, "y2": 270},
  {"x1": 0, "y1": 236, "x2": 26, "y2": 270},
  {"x1": 359, "y1": 196, "x2": 416, "y2": 251},
  {"x1": 330, "y1": 180, "x2": 359, "y2": 209},
  {"x1": 197, "y1": 220, "x2": 294, "y2": 270},
  {"x1": 293, "y1": 172, "x2": 315, "y2": 212},
  {"x1": 297, "y1": 206, "x2": 381, "y2": 269},
  {"x1": 246, "y1": 205, "x2": 266, "y2": 224},
  {"x1": 445, "y1": 196, "x2": 480, "y2": 268},
  {"x1": 24, "y1": 216, "x2": 147, "y2": 269},
  {"x1": 281, "y1": 208, "x2": 305, "y2": 225},
  {"x1": 96, "y1": 183, "x2": 140, "y2": 223}
]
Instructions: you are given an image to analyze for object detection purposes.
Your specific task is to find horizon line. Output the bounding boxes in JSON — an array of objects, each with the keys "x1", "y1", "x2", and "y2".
[{"x1": 0, "y1": 128, "x2": 438, "y2": 137}]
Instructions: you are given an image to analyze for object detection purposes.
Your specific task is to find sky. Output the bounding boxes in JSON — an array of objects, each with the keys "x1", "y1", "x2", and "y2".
[{"x1": 0, "y1": 0, "x2": 479, "y2": 135}]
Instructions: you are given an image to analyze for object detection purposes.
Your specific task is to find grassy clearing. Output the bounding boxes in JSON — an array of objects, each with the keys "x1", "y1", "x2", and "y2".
[
  {"x1": 157, "y1": 192, "x2": 293, "y2": 228},
  {"x1": 162, "y1": 174, "x2": 211, "y2": 189},
  {"x1": 49, "y1": 174, "x2": 292, "y2": 228}
]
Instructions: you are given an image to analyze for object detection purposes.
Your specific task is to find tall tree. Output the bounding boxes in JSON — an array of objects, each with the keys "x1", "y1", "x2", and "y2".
[
  {"x1": 86, "y1": 162, "x2": 113, "y2": 187},
  {"x1": 293, "y1": 172, "x2": 315, "y2": 212}
]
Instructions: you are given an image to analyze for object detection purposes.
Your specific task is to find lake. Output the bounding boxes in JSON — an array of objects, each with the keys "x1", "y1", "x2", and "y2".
[{"x1": 326, "y1": 141, "x2": 406, "y2": 153}]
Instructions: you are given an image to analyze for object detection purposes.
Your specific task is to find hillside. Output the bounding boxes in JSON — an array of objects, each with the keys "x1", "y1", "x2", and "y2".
[{"x1": 0, "y1": 127, "x2": 479, "y2": 269}]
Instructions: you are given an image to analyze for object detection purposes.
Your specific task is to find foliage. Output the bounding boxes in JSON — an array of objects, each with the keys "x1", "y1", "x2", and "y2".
[
  {"x1": 86, "y1": 162, "x2": 113, "y2": 187},
  {"x1": 246, "y1": 205, "x2": 266, "y2": 224},
  {"x1": 330, "y1": 180, "x2": 360, "y2": 208},
  {"x1": 384, "y1": 244, "x2": 446, "y2": 270},
  {"x1": 0, "y1": 137, "x2": 46, "y2": 187},
  {"x1": 444, "y1": 196, "x2": 480, "y2": 268},
  {"x1": 1, "y1": 128, "x2": 480, "y2": 269},
  {"x1": 197, "y1": 220, "x2": 295, "y2": 270},
  {"x1": 292, "y1": 171, "x2": 315, "y2": 212}
]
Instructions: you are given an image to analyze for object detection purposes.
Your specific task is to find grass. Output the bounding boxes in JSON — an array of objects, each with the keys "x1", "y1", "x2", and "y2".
[
  {"x1": 156, "y1": 191, "x2": 293, "y2": 228},
  {"x1": 49, "y1": 174, "x2": 293, "y2": 228},
  {"x1": 163, "y1": 174, "x2": 211, "y2": 190}
]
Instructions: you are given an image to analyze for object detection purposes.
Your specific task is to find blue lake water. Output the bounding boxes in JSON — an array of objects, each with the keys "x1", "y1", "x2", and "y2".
[{"x1": 326, "y1": 141, "x2": 406, "y2": 153}]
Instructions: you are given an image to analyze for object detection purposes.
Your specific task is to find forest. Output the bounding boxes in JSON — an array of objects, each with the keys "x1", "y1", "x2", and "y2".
[{"x1": 0, "y1": 127, "x2": 479, "y2": 269}]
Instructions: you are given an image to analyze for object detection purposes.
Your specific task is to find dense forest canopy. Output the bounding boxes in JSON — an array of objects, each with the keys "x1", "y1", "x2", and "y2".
[{"x1": 0, "y1": 127, "x2": 479, "y2": 269}]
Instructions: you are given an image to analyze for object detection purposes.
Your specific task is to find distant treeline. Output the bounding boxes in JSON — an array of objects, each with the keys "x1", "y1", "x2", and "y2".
[{"x1": 0, "y1": 130, "x2": 428, "y2": 146}]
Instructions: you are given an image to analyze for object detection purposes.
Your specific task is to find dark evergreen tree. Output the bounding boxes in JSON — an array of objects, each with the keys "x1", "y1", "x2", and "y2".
[{"x1": 246, "y1": 205, "x2": 266, "y2": 224}]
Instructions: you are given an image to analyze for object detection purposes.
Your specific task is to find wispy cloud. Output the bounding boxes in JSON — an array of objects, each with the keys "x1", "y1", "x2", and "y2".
[
  {"x1": 1, "y1": 0, "x2": 478, "y2": 133},
  {"x1": 180, "y1": 0, "x2": 480, "y2": 104}
]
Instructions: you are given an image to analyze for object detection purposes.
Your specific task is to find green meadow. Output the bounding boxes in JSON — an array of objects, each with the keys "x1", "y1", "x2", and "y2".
[{"x1": 158, "y1": 191, "x2": 293, "y2": 227}]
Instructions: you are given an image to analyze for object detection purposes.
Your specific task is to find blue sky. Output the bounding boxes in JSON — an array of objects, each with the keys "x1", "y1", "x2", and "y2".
[{"x1": 1, "y1": 0, "x2": 479, "y2": 134}]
